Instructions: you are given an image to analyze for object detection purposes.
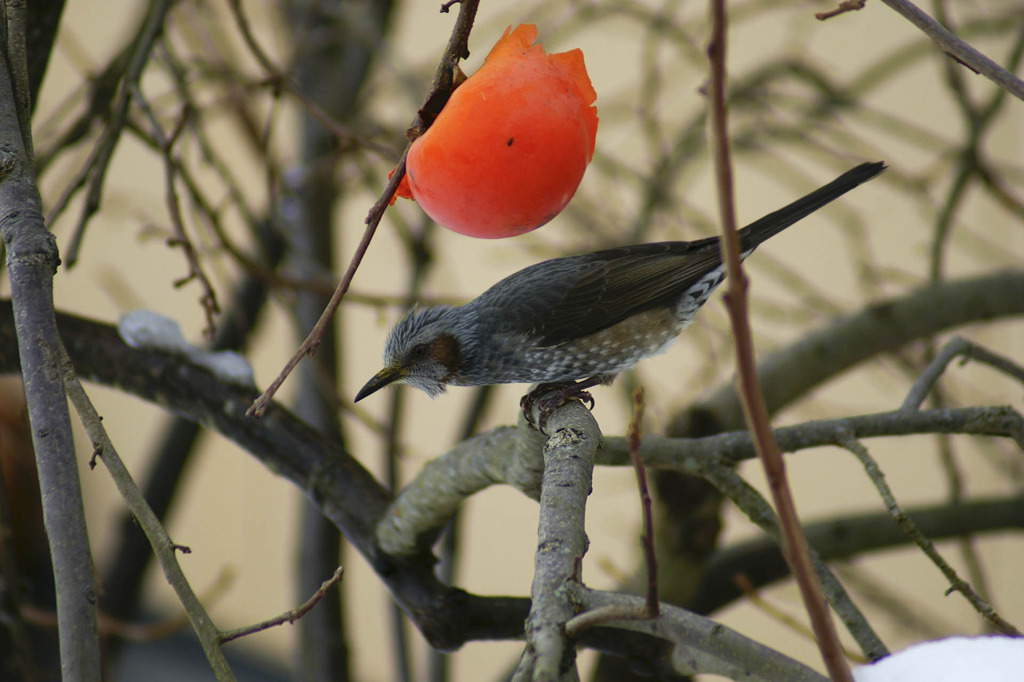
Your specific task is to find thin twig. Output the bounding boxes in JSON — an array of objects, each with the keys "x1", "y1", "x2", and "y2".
[
  {"x1": 902, "y1": 335, "x2": 1024, "y2": 411},
  {"x1": 246, "y1": 149, "x2": 409, "y2": 417},
  {"x1": 247, "y1": 0, "x2": 482, "y2": 416},
  {"x1": 920, "y1": 378, "x2": 982, "y2": 607},
  {"x1": 901, "y1": 336, "x2": 971, "y2": 411},
  {"x1": 60, "y1": 351, "x2": 235, "y2": 680},
  {"x1": 564, "y1": 605, "x2": 647, "y2": 637},
  {"x1": 225, "y1": 0, "x2": 389, "y2": 156},
  {"x1": 875, "y1": 0, "x2": 1024, "y2": 102},
  {"x1": 832, "y1": 565, "x2": 953, "y2": 639},
  {"x1": 815, "y1": 0, "x2": 866, "y2": 21},
  {"x1": 130, "y1": 83, "x2": 221, "y2": 336},
  {"x1": 627, "y1": 388, "x2": 659, "y2": 617},
  {"x1": 927, "y1": 23, "x2": 1024, "y2": 283},
  {"x1": 700, "y1": 461, "x2": 889, "y2": 660},
  {"x1": 952, "y1": 343, "x2": 1024, "y2": 386},
  {"x1": 733, "y1": 574, "x2": 868, "y2": 663},
  {"x1": 706, "y1": 0, "x2": 853, "y2": 679},
  {"x1": 835, "y1": 431, "x2": 1021, "y2": 635},
  {"x1": 219, "y1": 566, "x2": 345, "y2": 643},
  {"x1": 51, "y1": 0, "x2": 175, "y2": 267}
]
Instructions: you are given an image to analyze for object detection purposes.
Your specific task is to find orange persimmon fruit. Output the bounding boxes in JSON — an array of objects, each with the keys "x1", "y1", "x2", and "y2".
[{"x1": 394, "y1": 24, "x2": 598, "y2": 238}]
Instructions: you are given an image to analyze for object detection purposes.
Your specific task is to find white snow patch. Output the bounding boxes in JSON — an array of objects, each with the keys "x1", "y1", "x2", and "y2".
[
  {"x1": 118, "y1": 310, "x2": 255, "y2": 387},
  {"x1": 853, "y1": 636, "x2": 1024, "y2": 682}
]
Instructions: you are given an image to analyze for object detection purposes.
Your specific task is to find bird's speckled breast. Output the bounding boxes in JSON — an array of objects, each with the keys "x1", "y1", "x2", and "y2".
[{"x1": 517, "y1": 306, "x2": 685, "y2": 383}]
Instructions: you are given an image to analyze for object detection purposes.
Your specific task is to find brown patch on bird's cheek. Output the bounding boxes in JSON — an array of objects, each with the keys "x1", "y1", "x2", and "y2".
[{"x1": 430, "y1": 333, "x2": 463, "y2": 380}]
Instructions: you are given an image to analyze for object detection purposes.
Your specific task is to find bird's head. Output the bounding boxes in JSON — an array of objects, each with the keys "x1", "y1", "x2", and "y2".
[{"x1": 355, "y1": 305, "x2": 464, "y2": 401}]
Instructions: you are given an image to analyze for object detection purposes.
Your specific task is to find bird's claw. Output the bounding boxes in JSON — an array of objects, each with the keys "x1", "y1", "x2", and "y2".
[{"x1": 520, "y1": 382, "x2": 596, "y2": 433}]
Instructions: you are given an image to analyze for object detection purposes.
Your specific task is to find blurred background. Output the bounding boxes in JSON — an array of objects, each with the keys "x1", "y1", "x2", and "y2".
[{"x1": 10, "y1": 0, "x2": 1024, "y2": 679}]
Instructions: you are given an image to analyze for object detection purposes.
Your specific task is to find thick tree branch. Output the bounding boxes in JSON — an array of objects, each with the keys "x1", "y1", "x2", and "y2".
[
  {"x1": 0, "y1": 6, "x2": 100, "y2": 680},
  {"x1": 517, "y1": 401, "x2": 600, "y2": 681},
  {"x1": 0, "y1": 301, "x2": 529, "y2": 651},
  {"x1": 602, "y1": 407, "x2": 1024, "y2": 467},
  {"x1": 376, "y1": 424, "x2": 542, "y2": 556},
  {"x1": 688, "y1": 495, "x2": 1024, "y2": 615},
  {"x1": 377, "y1": 404, "x2": 1022, "y2": 559},
  {"x1": 692, "y1": 270, "x2": 1024, "y2": 432},
  {"x1": 571, "y1": 587, "x2": 828, "y2": 681}
]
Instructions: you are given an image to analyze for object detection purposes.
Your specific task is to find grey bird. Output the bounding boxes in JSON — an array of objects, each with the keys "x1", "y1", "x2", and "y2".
[{"x1": 356, "y1": 161, "x2": 885, "y2": 404}]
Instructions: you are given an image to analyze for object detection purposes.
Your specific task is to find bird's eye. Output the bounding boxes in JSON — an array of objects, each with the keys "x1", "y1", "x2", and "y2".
[{"x1": 411, "y1": 343, "x2": 429, "y2": 359}]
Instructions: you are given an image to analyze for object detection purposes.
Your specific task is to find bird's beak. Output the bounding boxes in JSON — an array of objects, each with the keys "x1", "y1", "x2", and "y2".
[{"x1": 354, "y1": 365, "x2": 404, "y2": 402}]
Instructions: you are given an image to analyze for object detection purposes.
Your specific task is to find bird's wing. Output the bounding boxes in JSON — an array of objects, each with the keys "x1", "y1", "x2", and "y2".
[
  {"x1": 478, "y1": 162, "x2": 887, "y2": 348},
  {"x1": 485, "y1": 241, "x2": 724, "y2": 347}
]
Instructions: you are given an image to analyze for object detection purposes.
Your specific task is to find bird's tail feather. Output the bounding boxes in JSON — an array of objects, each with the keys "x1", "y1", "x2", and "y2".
[{"x1": 739, "y1": 161, "x2": 886, "y2": 248}]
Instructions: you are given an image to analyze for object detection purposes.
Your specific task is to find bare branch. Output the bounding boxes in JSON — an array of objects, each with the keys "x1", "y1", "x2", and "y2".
[
  {"x1": 60, "y1": 352, "x2": 235, "y2": 680},
  {"x1": 130, "y1": 83, "x2": 221, "y2": 336},
  {"x1": 378, "y1": 404, "x2": 1023, "y2": 559},
  {"x1": 0, "y1": 282, "x2": 1017, "y2": 658},
  {"x1": 603, "y1": 406, "x2": 1024, "y2": 468},
  {"x1": 374, "y1": 424, "x2": 542, "y2": 556},
  {"x1": 696, "y1": 271, "x2": 1024, "y2": 432},
  {"x1": 218, "y1": 566, "x2": 344, "y2": 644},
  {"x1": 836, "y1": 431, "x2": 1021, "y2": 635},
  {"x1": 707, "y1": 0, "x2": 852, "y2": 676},
  {"x1": 699, "y1": 461, "x2": 888, "y2": 660},
  {"x1": 627, "y1": 389, "x2": 659, "y2": 617},
  {"x1": 225, "y1": 0, "x2": 388, "y2": 155},
  {"x1": 877, "y1": 0, "x2": 1024, "y2": 102},
  {"x1": 247, "y1": 0, "x2": 482, "y2": 416},
  {"x1": 690, "y1": 495, "x2": 1024, "y2": 616},
  {"x1": 5, "y1": 2, "x2": 32, "y2": 158},
  {"x1": 902, "y1": 335, "x2": 1024, "y2": 411},
  {"x1": 815, "y1": 0, "x2": 866, "y2": 21},
  {"x1": 49, "y1": 0, "x2": 174, "y2": 267}
]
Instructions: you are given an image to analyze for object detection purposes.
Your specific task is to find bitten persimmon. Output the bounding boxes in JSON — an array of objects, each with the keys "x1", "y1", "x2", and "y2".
[{"x1": 394, "y1": 24, "x2": 598, "y2": 238}]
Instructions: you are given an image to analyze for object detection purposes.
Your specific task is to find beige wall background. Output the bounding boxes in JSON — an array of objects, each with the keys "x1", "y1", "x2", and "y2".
[{"x1": 29, "y1": 0, "x2": 1024, "y2": 679}]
